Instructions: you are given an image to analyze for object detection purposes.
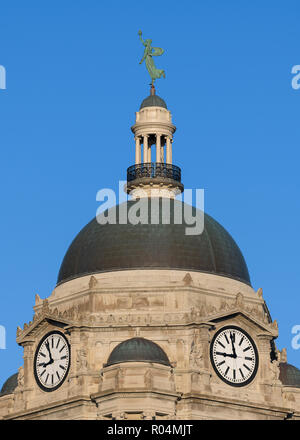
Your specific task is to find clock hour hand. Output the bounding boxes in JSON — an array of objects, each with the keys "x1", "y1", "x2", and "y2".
[
  {"x1": 38, "y1": 361, "x2": 52, "y2": 368},
  {"x1": 215, "y1": 351, "x2": 236, "y2": 358},
  {"x1": 45, "y1": 341, "x2": 54, "y2": 365}
]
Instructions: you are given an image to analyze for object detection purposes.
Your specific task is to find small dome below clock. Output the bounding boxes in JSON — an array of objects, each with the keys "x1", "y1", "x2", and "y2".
[
  {"x1": 105, "y1": 337, "x2": 170, "y2": 367},
  {"x1": 0, "y1": 373, "x2": 18, "y2": 396},
  {"x1": 279, "y1": 362, "x2": 300, "y2": 388}
]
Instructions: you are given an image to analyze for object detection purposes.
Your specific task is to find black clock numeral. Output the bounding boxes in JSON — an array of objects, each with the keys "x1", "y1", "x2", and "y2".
[
  {"x1": 239, "y1": 368, "x2": 244, "y2": 379},
  {"x1": 56, "y1": 339, "x2": 60, "y2": 349},
  {"x1": 61, "y1": 355, "x2": 67, "y2": 360},
  {"x1": 225, "y1": 366, "x2": 230, "y2": 376},
  {"x1": 239, "y1": 336, "x2": 244, "y2": 346},
  {"x1": 243, "y1": 363, "x2": 251, "y2": 372},
  {"x1": 40, "y1": 352, "x2": 46, "y2": 358},
  {"x1": 245, "y1": 357, "x2": 253, "y2": 361},
  {"x1": 59, "y1": 364, "x2": 65, "y2": 370},
  {"x1": 243, "y1": 346, "x2": 250, "y2": 352},
  {"x1": 224, "y1": 334, "x2": 229, "y2": 344},
  {"x1": 56, "y1": 372, "x2": 60, "y2": 380},
  {"x1": 233, "y1": 369, "x2": 236, "y2": 380},
  {"x1": 59, "y1": 345, "x2": 66, "y2": 353},
  {"x1": 40, "y1": 369, "x2": 46, "y2": 377},
  {"x1": 218, "y1": 341, "x2": 225, "y2": 349},
  {"x1": 46, "y1": 373, "x2": 49, "y2": 383},
  {"x1": 218, "y1": 360, "x2": 225, "y2": 367}
]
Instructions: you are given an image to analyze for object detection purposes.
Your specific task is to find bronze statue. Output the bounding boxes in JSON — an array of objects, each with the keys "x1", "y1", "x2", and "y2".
[{"x1": 138, "y1": 30, "x2": 166, "y2": 84}]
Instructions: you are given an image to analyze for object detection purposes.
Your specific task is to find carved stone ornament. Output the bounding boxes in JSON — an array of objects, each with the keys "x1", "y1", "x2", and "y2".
[
  {"x1": 183, "y1": 273, "x2": 193, "y2": 286},
  {"x1": 17, "y1": 366, "x2": 24, "y2": 390},
  {"x1": 270, "y1": 359, "x2": 280, "y2": 384},
  {"x1": 115, "y1": 368, "x2": 125, "y2": 389},
  {"x1": 257, "y1": 288, "x2": 263, "y2": 298},
  {"x1": 235, "y1": 292, "x2": 244, "y2": 309},
  {"x1": 89, "y1": 275, "x2": 98, "y2": 289},
  {"x1": 280, "y1": 347, "x2": 287, "y2": 363},
  {"x1": 144, "y1": 368, "x2": 153, "y2": 388},
  {"x1": 283, "y1": 392, "x2": 295, "y2": 402},
  {"x1": 42, "y1": 298, "x2": 50, "y2": 314},
  {"x1": 76, "y1": 348, "x2": 88, "y2": 371},
  {"x1": 189, "y1": 338, "x2": 204, "y2": 369}
]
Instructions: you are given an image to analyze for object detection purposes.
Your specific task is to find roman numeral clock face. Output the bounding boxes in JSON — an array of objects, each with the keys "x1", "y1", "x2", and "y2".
[
  {"x1": 210, "y1": 326, "x2": 258, "y2": 387},
  {"x1": 34, "y1": 331, "x2": 70, "y2": 392}
]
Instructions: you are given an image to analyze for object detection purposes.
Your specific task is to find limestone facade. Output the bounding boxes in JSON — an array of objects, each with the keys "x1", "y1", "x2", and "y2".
[{"x1": 1, "y1": 269, "x2": 299, "y2": 420}]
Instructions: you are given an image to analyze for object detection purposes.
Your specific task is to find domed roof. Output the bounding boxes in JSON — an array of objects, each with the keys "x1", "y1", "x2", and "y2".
[
  {"x1": 0, "y1": 373, "x2": 18, "y2": 396},
  {"x1": 105, "y1": 337, "x2": 170, "y2": 367},
  {"x1": 279, "y1": 363, "x2": 300, "y2": 388},
  {"x1": 57, "y1": 199, "x2": 251, "y2": 286},
  {"x1": 140, "y1": 94, "x2": 167, "y2": 110}
]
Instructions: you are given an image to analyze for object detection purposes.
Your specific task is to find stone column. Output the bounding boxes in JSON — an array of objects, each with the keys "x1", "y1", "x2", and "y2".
[
  {"x1": 161, "y1": 141, "x2": 164, "y2": 163},
  {"x1": 67, "y1": 327, "x2": 81, "y2": 397},
  {"x1": 189, "y1": 324, "x2": 212, "y2": 393},
  {"x1": 156, "y1": 133, "x2": 161, "y2": 163},
  {"x1": 135, "y1": 136, "x2": 141, "y2": 164},
  {"x1": 166, "y1": 136, "x2": 172, "y2": 164},
  {"x1": 256, "y1": 334, "x2": 281, "y2": 401},
  {"x1": 143, "y1": 135, "x2": 148, "y2": 163},
  {"x1": 22, "y1": 341, "x2": 35, "y2": 389},
  {"x1": 257, "y1": 335, "x2": 273, "y2": 382}
]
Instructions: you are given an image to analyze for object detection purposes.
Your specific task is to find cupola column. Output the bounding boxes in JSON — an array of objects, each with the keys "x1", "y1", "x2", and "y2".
[
  {"x1": 148, "y1": 143, "x2": 152, "y2": 162},
  {"x1": 135, "y1": 136, "x2": 141, "y2": 164},
  {"x1": 156, "y1": 133, "x2": 161, "y2": 163},
  {"x1": 143, "y1": 135, "x2": 149, "y2": 163},
  {"x1": 161, "y1": 140, "x2": 164, "y2": 163},
  {"x1": 166, "y1": 136, "x2": 172, "y2": 164}
]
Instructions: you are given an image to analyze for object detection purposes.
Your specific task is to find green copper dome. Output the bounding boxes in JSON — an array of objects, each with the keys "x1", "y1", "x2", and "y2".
[
  {"x1": 279, "y1": 363, "x2": 300, "y2": 388},
  {"x1": 140, "y1": 94, "x2": 167, "y2": 110},
  {"x1": 0, "y1": 373, "x2": 18, "y2": 396},
  {"x1": 105, "y1": 337, "x2": 170, "y2": 367},
  {"x1": 57, "y1": 199, "x2": 251, "y2": 286}
]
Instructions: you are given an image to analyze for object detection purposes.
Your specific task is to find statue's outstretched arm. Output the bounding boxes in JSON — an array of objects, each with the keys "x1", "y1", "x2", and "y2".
[{"x1": 138, "y1": 30, "x2": 146, "y2": 47}]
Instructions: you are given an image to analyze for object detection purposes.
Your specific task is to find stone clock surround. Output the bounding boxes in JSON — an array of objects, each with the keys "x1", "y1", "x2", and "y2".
[{"x1": 1, "y1": 269, "x2": 299, "y2": 420}]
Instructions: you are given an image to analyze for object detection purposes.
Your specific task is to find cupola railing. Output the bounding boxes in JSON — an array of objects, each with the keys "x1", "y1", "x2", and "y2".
[{"x1": 127, "y1": 162, "x2": 182, "y2": 184}]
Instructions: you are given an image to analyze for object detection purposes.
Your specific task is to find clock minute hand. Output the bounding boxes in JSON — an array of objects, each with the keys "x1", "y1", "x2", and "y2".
[{"x1": 230, "y1": 332, "x2": 237, "y2": 358}]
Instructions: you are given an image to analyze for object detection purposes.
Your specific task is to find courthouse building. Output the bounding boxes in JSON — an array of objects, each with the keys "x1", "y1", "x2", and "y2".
[{"x1": 0, "y1": 87, "x2": 300, "y2": 419}]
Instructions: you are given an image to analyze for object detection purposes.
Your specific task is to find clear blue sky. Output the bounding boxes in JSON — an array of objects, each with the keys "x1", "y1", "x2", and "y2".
[{"x1": 0, "y1": 0, "x2": 300, "y2": 388}]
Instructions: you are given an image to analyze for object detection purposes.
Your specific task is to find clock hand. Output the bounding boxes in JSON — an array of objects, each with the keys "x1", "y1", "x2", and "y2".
[
  {"x1": 39, "y1": 360, "x2": 52, "y2": 368},
  {"x1": 215, "y1": 351, "x2": 236, "y2": 358},
  {"x1": 230, "y1": 332, "x2": 237, "y2": 358},
  {"x1": 45, "y1": 341, "x2": 54, "y2": 364}
]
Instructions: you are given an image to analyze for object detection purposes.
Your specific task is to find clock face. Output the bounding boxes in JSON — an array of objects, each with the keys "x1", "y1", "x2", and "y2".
[
  {"x1": 34, "y1": 331, "x2": 70, "y2": 392},
  {"x1": 210, "y1": 326, "x2": 258, "y2": 387}
]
